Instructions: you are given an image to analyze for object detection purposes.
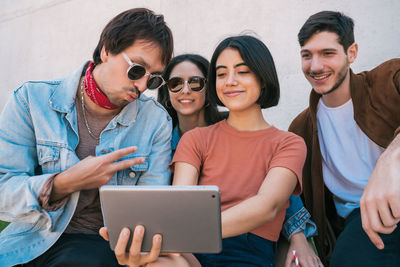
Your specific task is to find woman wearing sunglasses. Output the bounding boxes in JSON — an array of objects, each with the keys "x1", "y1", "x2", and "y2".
[
  {"x1": 170, "y1": 37, "x2": 322, "y2": 267},
  {"x1": 159, "y1": 52, "x2": 320, "y2": 266},
  {"x1": 158, "y1": 54, "x2": 224, "y2": 158}
]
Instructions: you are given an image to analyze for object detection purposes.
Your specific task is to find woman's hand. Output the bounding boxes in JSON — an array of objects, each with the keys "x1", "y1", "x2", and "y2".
[{"x1": 284, "y1": 232, "x2": 323, "y2": 267}]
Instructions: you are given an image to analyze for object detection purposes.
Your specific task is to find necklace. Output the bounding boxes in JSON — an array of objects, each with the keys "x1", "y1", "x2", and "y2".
[{"x1": 80, "y1": 78, "x2": 100, "y2": 141}]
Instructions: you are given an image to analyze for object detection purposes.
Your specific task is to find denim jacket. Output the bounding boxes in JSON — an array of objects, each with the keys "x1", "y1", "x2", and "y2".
[
  {"x1": 171, "y1": 126, "x2": 317, "y2": 240},
  {"x1": 0, "y1": 62, "x2": 172, "y2": 266}
]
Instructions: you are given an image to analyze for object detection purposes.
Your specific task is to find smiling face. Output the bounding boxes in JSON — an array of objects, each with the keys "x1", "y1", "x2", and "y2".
[
  {"x1": 168, "y1": 61, "x2": 206, "y2": 118},
  {"x1": 215, "y1": 48, "x2": 262, "y2": 113},
  {"x1": 300, "y1": 31, "x2": 357, "y2": 96},
  {"x1": 93, "y1": 39, "x2": 165, "y2": 108}
]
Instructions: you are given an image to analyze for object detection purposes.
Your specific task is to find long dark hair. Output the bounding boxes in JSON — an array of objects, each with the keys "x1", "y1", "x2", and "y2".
[{"x1": 158, "y1": 54, "x2": 224, "y2": 128}]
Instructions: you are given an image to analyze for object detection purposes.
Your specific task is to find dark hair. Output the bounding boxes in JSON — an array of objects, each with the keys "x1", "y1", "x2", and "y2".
[
  {"x1": 93, "y1": 8, "x2": 173, "y2": 66},
  {"x1": 208, "y1": 35, "x2": 280, "y2": 109},
  {"x1": 298, "y1": 11, "x2": 354, "y2": 52},
  {"x1": 158, "y1": 54, "x2": 224, "y2": 128}
]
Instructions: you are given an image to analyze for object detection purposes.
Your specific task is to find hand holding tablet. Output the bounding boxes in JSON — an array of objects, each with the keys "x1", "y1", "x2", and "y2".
[{"x1": 99, "y1": 185, "x2": 222, "y2": 253}]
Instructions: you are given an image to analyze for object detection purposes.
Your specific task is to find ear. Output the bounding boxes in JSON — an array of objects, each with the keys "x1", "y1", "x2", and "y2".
[
  {"x1": 100, "y1": 45, "x2": 109, "y2": 63},
  {"x1": 347, "y1": 43, "x2": 358, "y2": 64}
]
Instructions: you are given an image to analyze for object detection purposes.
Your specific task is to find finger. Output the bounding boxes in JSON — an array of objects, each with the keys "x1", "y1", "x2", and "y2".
[
  {"x1": 316, "y1": 257, "x2": 324, "y2": 267},
  {"x1": 128, "y1": 225, "x2": 145, "y2": 264},
  {"x1": 99, "y1": 227, "x2": 109, "y2": 241},
  {"x1": 102, "y1": 146, "x2": 138, "y2": 162},
  {"x1": 368, "y1": 204, "x2": 396, "y2": 234},
  {"x1": 284, "y1": 251, "x2": 294, "y2": 267},
  {"x1": 360, "y1": 201, "x2": 385, "y2": 249},
  {"x1": 378, "y1": 202, "x2": 398, "y2": 228},
  {"x1": 299, "y1": 257, "x2": 315, "y2": 267},
  {"x1": 309, "y1": 256, "x2": 320, "y2": 267},
  {"x1": 110, "y1": 157, "x2": 145, "y2": 173},
  {"x1": 299, "y1": 257, "x2": 308, "y2": 267},
  {"x1": 142, "y1": 234, "x2": 162, "y2": 264},
  {"x1": 388, "y1": 197, "x2": 400, "y2": 219},
  {"x1": 114, "y1": 228, "x2": 130, "y2": 263}
]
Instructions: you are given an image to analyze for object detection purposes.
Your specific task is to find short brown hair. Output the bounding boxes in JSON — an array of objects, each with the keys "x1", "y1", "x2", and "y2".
[
  {"x1": 298, "y1": 11, "x2": 354, "y2": 52},
  {"x1": 93, "y1": 8, "x2": 173, "y2": 66}
]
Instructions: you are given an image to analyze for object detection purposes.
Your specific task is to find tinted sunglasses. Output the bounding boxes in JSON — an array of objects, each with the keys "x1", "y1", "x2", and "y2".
[
  {"x1": 122, "y1": 52, "x2": 165, "y2": 90},
  {"x1": 167, "y1": 76, "x2": 207, "y2": 93}
]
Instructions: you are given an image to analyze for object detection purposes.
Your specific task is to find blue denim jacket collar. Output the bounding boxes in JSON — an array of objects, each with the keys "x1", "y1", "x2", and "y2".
[
  {"x1": 49, "y1": 64, "x2": 82, "y2": 114},
  {"x1": 49, "y1": 62, "x2": 141, "y2": 129}
]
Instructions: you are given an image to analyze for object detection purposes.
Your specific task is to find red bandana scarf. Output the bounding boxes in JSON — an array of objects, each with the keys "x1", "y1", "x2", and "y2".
[{"x1": 83, "y1": 62, "x2": 118, "y2": 110}]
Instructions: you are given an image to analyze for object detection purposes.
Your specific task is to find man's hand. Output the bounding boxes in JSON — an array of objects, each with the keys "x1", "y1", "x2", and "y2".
[
  {"x1": 51, "y1": 146, "x2": 144, "y2": 201},
  {"x1": 285, "y1": 232, "x2": 323, "y2": 267},
  {"x1": 360, "y1": 135, "x2": 400, "y2": 249},
  {"x1": 100, "y1": 226, "x2": 162, "y2": 267}
]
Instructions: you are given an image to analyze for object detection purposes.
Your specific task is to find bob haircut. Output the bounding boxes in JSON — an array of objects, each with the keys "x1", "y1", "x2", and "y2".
[
  {"x1": 208, "y1": 35, "x2": 280, "y2": 109},
  {"x1": 298, "y1": 11, "x2": 354, "y2": 53},
  {"x1": 158, "y1": 54, "x2": 223, "y2": 128},
  {"x1": 93, "y1": 8, "x2": 173, "y2": 66}
]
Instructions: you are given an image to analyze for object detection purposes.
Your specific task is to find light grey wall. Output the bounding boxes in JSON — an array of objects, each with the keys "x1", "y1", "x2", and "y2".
[{"x1": 1, "y1": 0, "x2": 399, "y2": 129}]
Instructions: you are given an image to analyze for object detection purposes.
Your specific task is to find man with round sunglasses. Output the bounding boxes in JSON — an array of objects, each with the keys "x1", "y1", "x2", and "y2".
[
  {"x1": 122, "y1": 52, "x2": 166, "y2": 90},
  {"x1": 0, "y1": 8, "x2": 173, "y2": 266}
]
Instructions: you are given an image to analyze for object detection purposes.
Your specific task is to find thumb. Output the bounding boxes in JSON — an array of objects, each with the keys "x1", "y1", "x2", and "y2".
[{"x1": 99, "y1": 227, "x2": 109, "y2": 241}]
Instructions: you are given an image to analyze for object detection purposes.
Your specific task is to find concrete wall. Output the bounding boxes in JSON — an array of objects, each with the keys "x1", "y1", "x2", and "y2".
[{"x1": 1, "y1": 0, "x2": 399, "y2": 129}]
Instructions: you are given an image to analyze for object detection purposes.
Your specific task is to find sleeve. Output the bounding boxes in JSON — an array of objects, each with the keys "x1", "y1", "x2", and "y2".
[
  {"x1": 137, "y1": 112, "x2": 172, "y2": 186},
  {"x1": 269, "y1": 133, "x2": 307, "y2": 195},
  {"x1": 369, "y1": 59, "x2": 400, "y2": 139},
  {"x1": 0, "y1": 87, "x2": 59, "y2": 225},
  {"x1": 39, "y1": 174, "x2": 69, "y2": 211},
  {"x1": 282, "y1": 195, "x2": 318, "y2": 240},
  {"x1": 170, "y1": 129, "x2": 204, "y2": 173},
  {"x1": 391, "y1": 59, "x2": 400, "y2": 96}
]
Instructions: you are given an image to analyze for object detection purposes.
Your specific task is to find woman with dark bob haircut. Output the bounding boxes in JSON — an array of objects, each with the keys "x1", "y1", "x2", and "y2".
[
  {"x1": 157, "y1": 52, "x2": 318, "y2": 266},
  {"x1": 171, "y1": 35, "x2": 318, "y2": 266},
  {"x1": 208, "y1": 35, "x2": 280, "y2": 109}
]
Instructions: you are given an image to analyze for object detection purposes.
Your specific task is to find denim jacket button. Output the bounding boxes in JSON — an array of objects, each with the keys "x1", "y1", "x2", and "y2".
[{"x1": 129, "y1": 171, "x2": 136, "y2": 178}]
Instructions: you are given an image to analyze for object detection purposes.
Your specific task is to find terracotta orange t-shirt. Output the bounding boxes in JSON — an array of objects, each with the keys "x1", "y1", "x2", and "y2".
[{"x1": 171, "y1": 120, "x2": 306, "y2": 241}]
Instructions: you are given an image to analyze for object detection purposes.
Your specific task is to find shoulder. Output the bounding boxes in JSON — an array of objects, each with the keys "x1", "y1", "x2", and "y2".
[
  {"x1": 184, "y1": 122, "x2": 220, "y2": 138},
  {"x1": 190, "y1": 121, "x2": 222, "y2": 134},
  {"x1": 358, "y1": 58, "x2": 400, "y2": 83},
  {"x1": 136, "y1": 94, "x2": 172, "y2": 122},
  {"x1": 15, "y1": 79, "x2": 61, "y2": 97},
  {"x1": 13, "y1": 62, "x2": 85, "y2": 107},
  {"x1": 180, "y1": 121, "x2": 223, "y2": 146},
  {"x1": 271, "y1": 127, "x2": 306, "y2": 147},
  {"x1": 369, "y1": 58, "x2": 400, "y2": 74},
  {"x1": 288, "y1": 108, "x2": 312, "y2": 137},
  {"x1": 12, "y1": 79, "x2": 63, "y2": 110}
]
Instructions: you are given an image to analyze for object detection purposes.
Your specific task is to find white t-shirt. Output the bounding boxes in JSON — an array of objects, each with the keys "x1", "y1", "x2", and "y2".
[{"x1": 317, "y1": 98, "x2": 384, "y2": 218}]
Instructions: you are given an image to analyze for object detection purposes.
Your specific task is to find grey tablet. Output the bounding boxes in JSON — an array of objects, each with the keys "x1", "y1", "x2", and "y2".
[{"x1": 99, "y1": 185, "x2": 222, "y2": 253}]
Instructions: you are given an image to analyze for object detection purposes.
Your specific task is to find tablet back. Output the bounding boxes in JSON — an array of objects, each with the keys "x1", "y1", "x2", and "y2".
[{"x1": 100, "y1": 185, "x2": 222, "y2": 253}]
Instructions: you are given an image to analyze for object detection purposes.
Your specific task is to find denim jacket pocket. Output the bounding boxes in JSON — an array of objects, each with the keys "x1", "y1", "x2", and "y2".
[
  {"x1": 37, "y1": 144, "x2": 61, "y2": 173},
  {"x1": 116, "y1": 155, "x2": 149, "y2": 185}
]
